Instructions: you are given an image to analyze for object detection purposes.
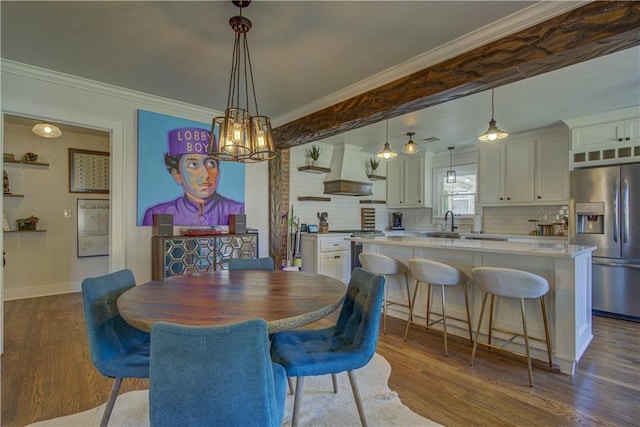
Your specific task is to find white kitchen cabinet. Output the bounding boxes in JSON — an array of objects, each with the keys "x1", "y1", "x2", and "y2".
[
  {"x1": 301, "y1": 234, "x2": 351, "y2": 284},
  {"x1": 479, "y1": 126, "x2": 570, "y2": 206},
  {"x1": 572, "y1": 118, "x2": 640, "y2": 148},
  {"x1": 386, "y1": 153, "x2": 433, "y2": 208},
  {"x1": 535, "y1": 136, "x2": 569, "y2": 202},
  {"x1": 478, "y1": 140, "x2": 534, "y2": 205}
]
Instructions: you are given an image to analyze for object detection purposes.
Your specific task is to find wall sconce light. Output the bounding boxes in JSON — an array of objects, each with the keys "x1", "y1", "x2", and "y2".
[{"x1": 446, "y1": 146, "x2": 456, "y2": 183}]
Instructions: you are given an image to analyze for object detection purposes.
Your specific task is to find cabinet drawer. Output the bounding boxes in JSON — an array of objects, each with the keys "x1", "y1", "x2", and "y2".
[{"x1": 320, "y1": 239, "x2": 349, "y2": 252}]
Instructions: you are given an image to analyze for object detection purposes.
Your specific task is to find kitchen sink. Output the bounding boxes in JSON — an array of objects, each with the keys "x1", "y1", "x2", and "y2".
[{"x1": 421, "y1": 232, "x2": 461, "y2": 239}]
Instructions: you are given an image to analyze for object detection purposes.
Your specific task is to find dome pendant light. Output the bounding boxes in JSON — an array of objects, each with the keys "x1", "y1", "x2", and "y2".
[
  {"x1": 446, "y1": 147, "x2": 456, "y2": 183},
  {"x1": 478, "y1": 88, "x2": 508, "y2": 141},
  {"x1": 402, "y1": 132, "x2": 420, "y2": 154},
  {"x1": 377, "y1": 120, "x2": 397, "y2": 159},
  {"x1": 32, "y1": 122, "x2": 62, "y2": 138}
]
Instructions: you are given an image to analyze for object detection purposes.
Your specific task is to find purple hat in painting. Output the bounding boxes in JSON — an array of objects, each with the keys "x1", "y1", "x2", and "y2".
[{"x1": 167, "y1": 127, "x2": 211, "y2": 156}]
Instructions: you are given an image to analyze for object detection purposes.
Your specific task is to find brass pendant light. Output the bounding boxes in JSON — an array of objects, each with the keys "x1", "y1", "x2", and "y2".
[
  {"x1": 446, "y1": 146, "x2": 456, "y2": 183},
  {"x1": 478, "y1": 88, "x2": 508, "y2": 141},
  {"x1": 402, "y1": 132, "x2": 419, "y2": 154},
  {"x1": 377, "y1": 120, "x2": 397, "y2": 159},
  {"x1": 32, "y1": 122, "x2": 62, "y2": 138}
]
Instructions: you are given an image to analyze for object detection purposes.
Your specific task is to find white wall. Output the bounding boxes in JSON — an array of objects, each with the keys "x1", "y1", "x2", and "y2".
[
  {"x1": 1, "y1": 61, "x2": 270, "y2": 300},
  {"x1": 3, "y1": 121, "x2": 110, "y2": 299},
  {"x1": 289, "y1": 143, "x2": 391, "y2": 231}
]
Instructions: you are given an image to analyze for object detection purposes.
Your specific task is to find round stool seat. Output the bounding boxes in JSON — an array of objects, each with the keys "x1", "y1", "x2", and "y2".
[
  {"x1": 408, "y1": 259, "x2": 467, "y2": 287},
  {"x1": 359, "y1": 253, "x2": 408, "y2": 276},
  {"x1": 472, "y1": 267, "x2": 549, "y2": 299}
]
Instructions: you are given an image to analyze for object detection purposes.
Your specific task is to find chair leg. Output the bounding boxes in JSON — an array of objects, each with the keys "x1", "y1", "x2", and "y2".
[
  {"x1": 100, "y1": 377, "x2": 122, "y2": 427},
  {"x1": 382, "y1": 274, "x2": 388, "y2": 334},
  {"x1": 462, "y1": 281, "x2": 473, "y2": 343},
  {"x1": 291, "y1": 377, "x2": 305, "y2": 427},
  {"x1": 440, "y1": 285, "x2": 449, "y2": 357},
  {"x1": 287, "y1": 377, "x2": 295, "y2": 394},
  {"x1": 331, "y1": 373, "x2": 338, "y2": 393},
  {"x1": 425, "y1": 283, "x2": 432, "y2": 330},
  {"x1": 403, "y1": 279, "x2": 420, "y2": 341},
  {"x1": 540, "y1": 296, "x2": 553, "y2": 367},
  {"x1": 403, "y1": 272, "x2": 413, "y2": 324},
  {"x1": 470, "y1": 292, "x2": 489, "y2": 366},
  {"x1": 520, "y1": 298, "x2": 534, "y2": 387},
  {"x1": 347, "y1": 370, "x2": 367, "y2": 427},
  {"x1": 488, "y1": 294, "x2": 495, "y2": 347}
]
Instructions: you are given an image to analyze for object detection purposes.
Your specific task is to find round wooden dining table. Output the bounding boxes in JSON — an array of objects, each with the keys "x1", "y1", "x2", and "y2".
[{"x1": 117, "y1": 270, "x2": 347, "y2": 333}]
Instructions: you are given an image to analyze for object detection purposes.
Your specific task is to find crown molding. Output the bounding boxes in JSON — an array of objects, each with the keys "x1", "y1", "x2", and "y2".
[
  {"x1": 0, "y1": 59, "x2": 223, "y2": 118},
  {"x1": 275, "y1": 1, "x2": 589, "y2": 125}
]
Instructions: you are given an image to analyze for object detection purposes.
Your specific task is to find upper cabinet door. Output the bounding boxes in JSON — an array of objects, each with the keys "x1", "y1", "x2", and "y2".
[
  {"x1": 535, "y1": 137, "x2": 569, "y2": 203},
  {"x1": 504, "y1": 140, "x2": 534, "y2": 203},
  {"x1": 386, "y1": 160, "x2": 404, "y2": 207},
  {"x1": 478, "y1": 145, "x2": 504, "y2": 204},
  {"x1": 403, "y1": 155, "x2": 425, "y2": 206}
]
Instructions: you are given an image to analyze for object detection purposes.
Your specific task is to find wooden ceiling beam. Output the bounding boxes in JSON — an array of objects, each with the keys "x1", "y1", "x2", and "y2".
[{"x1": 273, "y1": 1, "x2": 640, "y2": 149}]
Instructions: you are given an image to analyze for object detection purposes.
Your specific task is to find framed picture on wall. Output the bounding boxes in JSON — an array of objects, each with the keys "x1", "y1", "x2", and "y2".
[
  {"x1": 69, "y1": 148, "x2": 110, "y2": 193},
  {"x1": 77, "y1": 199, "x2": 109, "y2": 258}
]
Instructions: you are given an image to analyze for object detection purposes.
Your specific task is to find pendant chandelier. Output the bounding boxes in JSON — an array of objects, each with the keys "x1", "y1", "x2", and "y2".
[
  {"x1": 478, "y1": 88, "x2": 508, "y2": 141},
  {"x1": 402, "y1": 132, "x2": 420, "y2": 154},
  {"x1": 32, "y1": 122, "x2": 62, "y2": 138},
  {"x1": 209, "y1": 0, "x2": 277, "y2": 163},
  {"x1": 446, "y1": 146, "x2": 456, "y2": 183},
  {"x1": 376, "y1": 120, "x2": 397, "y2": 159}
]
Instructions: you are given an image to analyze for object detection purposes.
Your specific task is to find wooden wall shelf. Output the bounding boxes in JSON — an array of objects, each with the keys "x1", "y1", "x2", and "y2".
[
  {"x1": 298, "y1": 166, "x2": 331, "y2": 174},
  {"x1": 3, "y1": 193, "x2": 24, "y2": 198},
  {"x1": 4, "y1": 229, "x2": 47, "y2": 233},
  {"x1": 4, "y1": 159, "x2": 50, "y2": 167},
  {"x1": 359, "y1": 200, "x2": 385, "y2": 204},
  {"x1": 367, "y1": 174, "x2": 386, "y2": 181},
  {"x1": 298, "y1": 196, "x2": 331, "y2": 202}
]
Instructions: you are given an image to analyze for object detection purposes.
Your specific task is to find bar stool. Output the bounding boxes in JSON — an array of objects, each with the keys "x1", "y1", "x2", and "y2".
[
  {"x1": 403, "y1": 258, "x2": 473, "y2": 356},
  {"x1": 470, "y1": 267, "x2": 553, "y2": 387},
  {"x1": 358, "y1": 252, "x2": 412, "y2": 334}
]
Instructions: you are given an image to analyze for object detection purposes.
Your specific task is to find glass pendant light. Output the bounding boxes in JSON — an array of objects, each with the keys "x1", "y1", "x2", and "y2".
[
  {"x1": 446, "y1": 146, "x2": 456, "y2": 183},
  {"x1": 478, "y1": 88, "x2": 508, "y2": 141},
  {"x1": 377, "y1": 120, "x2": 397, "y2": 159},
  {"x1": 209, "y1": 0, "x2": 277, "y2": 163},
  {"x1": 32, "y1": 122, "x2": 62, "y2": 138},
  {"x1": 402, "y1": 132, "x2": 420, "y2": 154}
]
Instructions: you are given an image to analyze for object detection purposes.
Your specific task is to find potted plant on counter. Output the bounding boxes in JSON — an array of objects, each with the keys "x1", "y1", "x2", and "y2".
[{"x1": 306, "y1": 144, "x2": 321, "y2": 166}]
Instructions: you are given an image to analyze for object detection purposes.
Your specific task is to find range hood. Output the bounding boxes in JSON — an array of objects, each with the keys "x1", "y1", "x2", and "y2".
[{"x1": 324, "y1": 144, "x2": 373, "y2": 196}]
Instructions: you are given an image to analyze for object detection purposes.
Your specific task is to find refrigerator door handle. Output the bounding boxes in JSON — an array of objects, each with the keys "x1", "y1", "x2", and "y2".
[
  {"x1": 613, "y1": 179, "x2": 619, "y2": 243},
  {"x1": 592, "y1": 260, "x2": 640, "y2": 269},
  {"x1": 623, "y1": 179, "x2": 629, "y2": 244}
]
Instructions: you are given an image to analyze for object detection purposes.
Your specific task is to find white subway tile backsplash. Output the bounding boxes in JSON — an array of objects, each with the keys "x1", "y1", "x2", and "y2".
[{"x1": 483, "y1": 205, "x2": 568, "y2": 235}]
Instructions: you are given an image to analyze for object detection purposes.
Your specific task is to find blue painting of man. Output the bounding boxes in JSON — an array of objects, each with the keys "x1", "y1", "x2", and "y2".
[{"x1": 141, "y1": 126, "x2": 244, "y2": 226}]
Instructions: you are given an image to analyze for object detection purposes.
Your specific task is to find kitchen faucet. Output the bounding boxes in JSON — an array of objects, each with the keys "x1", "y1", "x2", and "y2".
[{"x1": 444, "y1": 210, "x2": 457, "y2": 232}]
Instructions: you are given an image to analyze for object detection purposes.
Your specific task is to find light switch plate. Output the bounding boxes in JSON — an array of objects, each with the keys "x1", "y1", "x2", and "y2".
[{"x1": 64, "y1": 209, "x2": 72, "y2": 218}]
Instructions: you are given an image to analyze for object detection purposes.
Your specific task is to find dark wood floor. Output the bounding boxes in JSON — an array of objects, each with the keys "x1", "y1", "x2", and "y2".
[{"x1": 2, "y1": 293, "x2": 639, "y2": 426}]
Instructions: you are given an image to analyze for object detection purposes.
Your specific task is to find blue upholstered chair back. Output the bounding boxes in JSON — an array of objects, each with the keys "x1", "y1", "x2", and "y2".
[
  {"x1": 150, "y1": 318, "x2": 287, "y2": 427},
  {"x1": 332, "y1": 267, "x2": 386, "y2": 364},
  {"x1": 228, "y1": 256, "x2": 275, "y2": 271},
  {"x1": 81, "y1": 269, "x2": 150, "y2": 378}
]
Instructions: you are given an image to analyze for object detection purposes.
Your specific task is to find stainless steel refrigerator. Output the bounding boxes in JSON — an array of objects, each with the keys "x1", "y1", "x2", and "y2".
[{"x1": 570, "y1": 163, "x2": 640, "y2": 321}]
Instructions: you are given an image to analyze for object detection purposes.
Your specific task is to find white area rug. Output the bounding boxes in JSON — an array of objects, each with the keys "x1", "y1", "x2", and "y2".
[{"x1": 28, "y1": 353, "x2": 440, "y2": 427}]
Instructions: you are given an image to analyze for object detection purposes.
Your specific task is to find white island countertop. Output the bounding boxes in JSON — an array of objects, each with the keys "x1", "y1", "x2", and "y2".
[{"x1": 346, "y1": 235, "x2": 595, "y2": 259}]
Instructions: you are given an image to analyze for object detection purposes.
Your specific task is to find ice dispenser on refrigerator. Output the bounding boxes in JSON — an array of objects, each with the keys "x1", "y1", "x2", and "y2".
[{"x1": 575, "y1": 202, "x2": 604, "y2": 235}]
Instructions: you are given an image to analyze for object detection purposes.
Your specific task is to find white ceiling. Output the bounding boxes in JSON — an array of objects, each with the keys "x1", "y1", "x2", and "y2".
[{"x1": 2, "y1": 1, "x2": 639, "y2": 155}]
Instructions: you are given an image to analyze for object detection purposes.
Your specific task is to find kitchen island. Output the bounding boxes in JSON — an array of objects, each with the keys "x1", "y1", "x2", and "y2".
[{"x1": 349, "y1": 236, "x2": 596, "y2": 375}]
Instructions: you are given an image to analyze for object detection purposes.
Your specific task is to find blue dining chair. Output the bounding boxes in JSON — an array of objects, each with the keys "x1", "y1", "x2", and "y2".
[
  {"x1": 228, "y1": 256, "x2": 275, "y2": 271},
  {"x1": 270, "y1": 267, "x2": 385, "y2": 427},
  {"x1": 150, "y1": 318, "x2": 286, "y2": 427},
  {"x1": 81, "y1": 269, "x2": 150, "y2": 427}
]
